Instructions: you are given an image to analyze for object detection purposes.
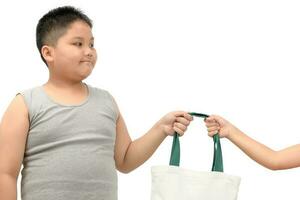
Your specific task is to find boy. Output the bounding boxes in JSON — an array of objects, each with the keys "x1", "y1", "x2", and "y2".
[
  {"x1": 205, "y1": 115, "x2": 300, "y2": 170},
  {"x1": 0, "y1": 6, "x2": 193, "y2": 200}
]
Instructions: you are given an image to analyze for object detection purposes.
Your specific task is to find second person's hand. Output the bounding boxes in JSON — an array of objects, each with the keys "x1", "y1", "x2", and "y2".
[{"x1": 205, "y1": 115, "x2": 236, "y2": 138}]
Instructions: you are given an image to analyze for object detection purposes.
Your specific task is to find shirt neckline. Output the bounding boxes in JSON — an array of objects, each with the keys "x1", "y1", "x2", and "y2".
[{"x1": 39, "y1": 82, "x2": 91, "y2": 107}]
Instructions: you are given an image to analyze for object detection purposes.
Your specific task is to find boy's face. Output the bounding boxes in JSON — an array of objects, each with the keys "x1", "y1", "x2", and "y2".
[{"x1": 49, "y1": 20, "x2": 97, "y2": 82}]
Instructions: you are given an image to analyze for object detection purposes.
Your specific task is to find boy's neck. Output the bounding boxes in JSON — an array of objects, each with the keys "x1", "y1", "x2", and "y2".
[
  {"x1": 42, "y1": 80, "x2": 89, "y2": 105},
  {"x1": 43, "y1": 79, "x2": 86, "y2": 92}
]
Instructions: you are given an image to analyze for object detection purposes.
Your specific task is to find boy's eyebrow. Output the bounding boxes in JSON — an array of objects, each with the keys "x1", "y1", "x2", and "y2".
[{"x1": 72, "y1": 36, "x2": 94, "y2": 41}]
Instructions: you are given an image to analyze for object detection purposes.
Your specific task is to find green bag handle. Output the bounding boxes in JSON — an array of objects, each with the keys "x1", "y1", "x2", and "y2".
[{"x1": 169, "y1": 112, "x2": 224, "y2": 172}]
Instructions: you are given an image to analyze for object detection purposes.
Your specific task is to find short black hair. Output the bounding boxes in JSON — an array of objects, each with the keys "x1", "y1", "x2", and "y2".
[{"x1": 36, "y1": 6, "x2": 93, "y2": 65}]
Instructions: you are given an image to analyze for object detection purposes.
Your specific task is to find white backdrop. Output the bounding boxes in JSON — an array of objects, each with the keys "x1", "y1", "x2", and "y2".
[{"x1": 1, "y1": 0, "x2": 300, "y2": 199}]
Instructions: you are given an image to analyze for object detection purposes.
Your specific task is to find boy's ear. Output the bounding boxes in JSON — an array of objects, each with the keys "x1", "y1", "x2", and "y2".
[{"x1": 41, "y1": 45, "x2": 54, "y2": 63}]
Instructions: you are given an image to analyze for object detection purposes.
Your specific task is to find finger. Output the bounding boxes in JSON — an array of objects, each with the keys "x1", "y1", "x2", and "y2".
[
  {"x1": 204, "y1": 116, "x2": 215, "y2": 122},
  {"x1": 173, "y1": 111, "x2": 187, "y2": 117},
  {"x1": 183, "y1": 113, "x2": 193, "y2": 121},
  {"x1": 209, "y1": 115, "x2": 223, "y2": 124},
  {"x1": 174, "y1": 122, "x2": 187, "y2": 132},
  {"x1": 207, "y1": 126, "x2": 219, "y2": 132},
  {"x1": 173, "y1": 111, "x2": 193, "y2": 121},
  {"x1": 205, "y1": 122, "x2": 219, "y2": 128},
  {"x1": 174, "y1": 126, "x2": 184, "y2": 136},
  {"x1": 175, "y1": 117, "x2": 191, "y2": 126},
  {"x1": 208, "y1": 130, "x2": 218, "y2": 137}
]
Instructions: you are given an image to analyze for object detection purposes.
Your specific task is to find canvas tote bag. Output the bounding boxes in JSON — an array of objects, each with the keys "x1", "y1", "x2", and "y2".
[{"x1": 151, "y1": 112, "x2": 241, "y2": 200}]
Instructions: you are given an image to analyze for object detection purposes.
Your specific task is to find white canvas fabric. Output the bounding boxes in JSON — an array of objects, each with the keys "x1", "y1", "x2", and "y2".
[{"x1": 151, "y1": 165, "x2": 240, "y2": 200}]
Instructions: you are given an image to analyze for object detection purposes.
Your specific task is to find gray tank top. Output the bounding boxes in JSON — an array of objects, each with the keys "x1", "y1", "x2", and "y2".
[{"x1": 18, "y1": 83, "x2": 118, "y2": 200}]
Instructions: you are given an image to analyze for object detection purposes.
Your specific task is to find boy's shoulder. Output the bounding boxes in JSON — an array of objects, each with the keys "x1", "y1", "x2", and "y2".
[
  {"x1": 17, "y1": 85, "x2": 42, "y2": 98},
  {"x1": 88, "y1": 84, "x2": 118, "y2": 118},
  {"x1": 87, "y1": 83, "x2": 114, "y2": 97}
]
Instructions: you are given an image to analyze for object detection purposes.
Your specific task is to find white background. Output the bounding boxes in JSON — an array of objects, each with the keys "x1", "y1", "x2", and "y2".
[{"x1": 1, "y1": 0, "x2": 300, "y2": 199}]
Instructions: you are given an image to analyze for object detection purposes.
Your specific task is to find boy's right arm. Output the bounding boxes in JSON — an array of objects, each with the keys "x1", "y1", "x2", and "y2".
[{"x1": 0, "y1": 94, "x2": 29, "y2": 200}]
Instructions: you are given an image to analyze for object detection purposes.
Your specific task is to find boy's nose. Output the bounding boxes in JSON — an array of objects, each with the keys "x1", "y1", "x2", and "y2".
[{"x1": 84, "y1": 48, "x2": 94, "y2": 58}]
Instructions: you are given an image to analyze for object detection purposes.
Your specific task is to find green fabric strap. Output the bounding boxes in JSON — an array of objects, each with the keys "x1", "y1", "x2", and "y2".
[{"x1": 169, "y1": 112, "x2": 224, "y2": 172}]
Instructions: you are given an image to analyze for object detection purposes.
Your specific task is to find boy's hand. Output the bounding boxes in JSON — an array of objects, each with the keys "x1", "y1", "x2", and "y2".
[
  {"x1": 205, "y1": 115, "x2": 235, "y2": 138},
  {"x1": 158, "y1": 111, "x2": 193, "y2": 136}
]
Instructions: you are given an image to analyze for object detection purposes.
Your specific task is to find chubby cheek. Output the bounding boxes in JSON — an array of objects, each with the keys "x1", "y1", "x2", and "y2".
[
  {"x1": 69, "y1": 50, "x2": 83, "y2": 63},
  {"x1": 93, "y1": 52, "x2": 98, "y2": 66},
  {"x1": 57, "y1": 48, "x2": 80, "y2": 65}
]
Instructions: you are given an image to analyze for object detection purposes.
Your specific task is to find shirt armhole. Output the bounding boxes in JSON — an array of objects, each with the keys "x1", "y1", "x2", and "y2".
[
  {"x1": 16, "y1": 92, "x2": 32, "y2": 126},
  {"x1": 105, "y1": 91, "x2": 120, "y2": 121}
]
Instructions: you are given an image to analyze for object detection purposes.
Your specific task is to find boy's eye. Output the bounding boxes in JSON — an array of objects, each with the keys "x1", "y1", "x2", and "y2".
[
  {"x1": 73, "y1": 42, "x2": 83, "y2": 46},
  {"x1": 89, "y1": 43, "x2": 94, "y2": 48}
]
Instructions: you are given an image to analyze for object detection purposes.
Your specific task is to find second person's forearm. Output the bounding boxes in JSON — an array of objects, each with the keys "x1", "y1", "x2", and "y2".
[{"x1": 228, "y1": 127, "x2": 278, "y2": 170}]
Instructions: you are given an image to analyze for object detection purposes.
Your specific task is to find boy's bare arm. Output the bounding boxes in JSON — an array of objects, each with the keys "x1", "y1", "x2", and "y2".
[
  {"x1": 114, "y1": 113, "x2": 166, "y2": 173},
  {"x1": 0, "y1": 94, "x2": 29, "y2": 200},
  {"x1": 114, "y1": 111, "x2": 192, "y2": 173}
]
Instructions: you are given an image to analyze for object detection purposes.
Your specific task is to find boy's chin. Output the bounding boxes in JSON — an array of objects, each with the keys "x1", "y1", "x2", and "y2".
[{"x1": 79, "y1": 70, "x2": 93, "y2": 80}]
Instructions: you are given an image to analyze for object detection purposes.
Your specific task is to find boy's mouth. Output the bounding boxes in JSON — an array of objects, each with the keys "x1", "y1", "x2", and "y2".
[{"x1": 80, "y1": 60, "x2": 93, "y2": 64}]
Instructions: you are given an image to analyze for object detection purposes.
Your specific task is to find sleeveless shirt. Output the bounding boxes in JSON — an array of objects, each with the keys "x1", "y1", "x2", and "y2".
[{"x1": 18, "y1": 83, "x2": 118, "y2": 200}]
